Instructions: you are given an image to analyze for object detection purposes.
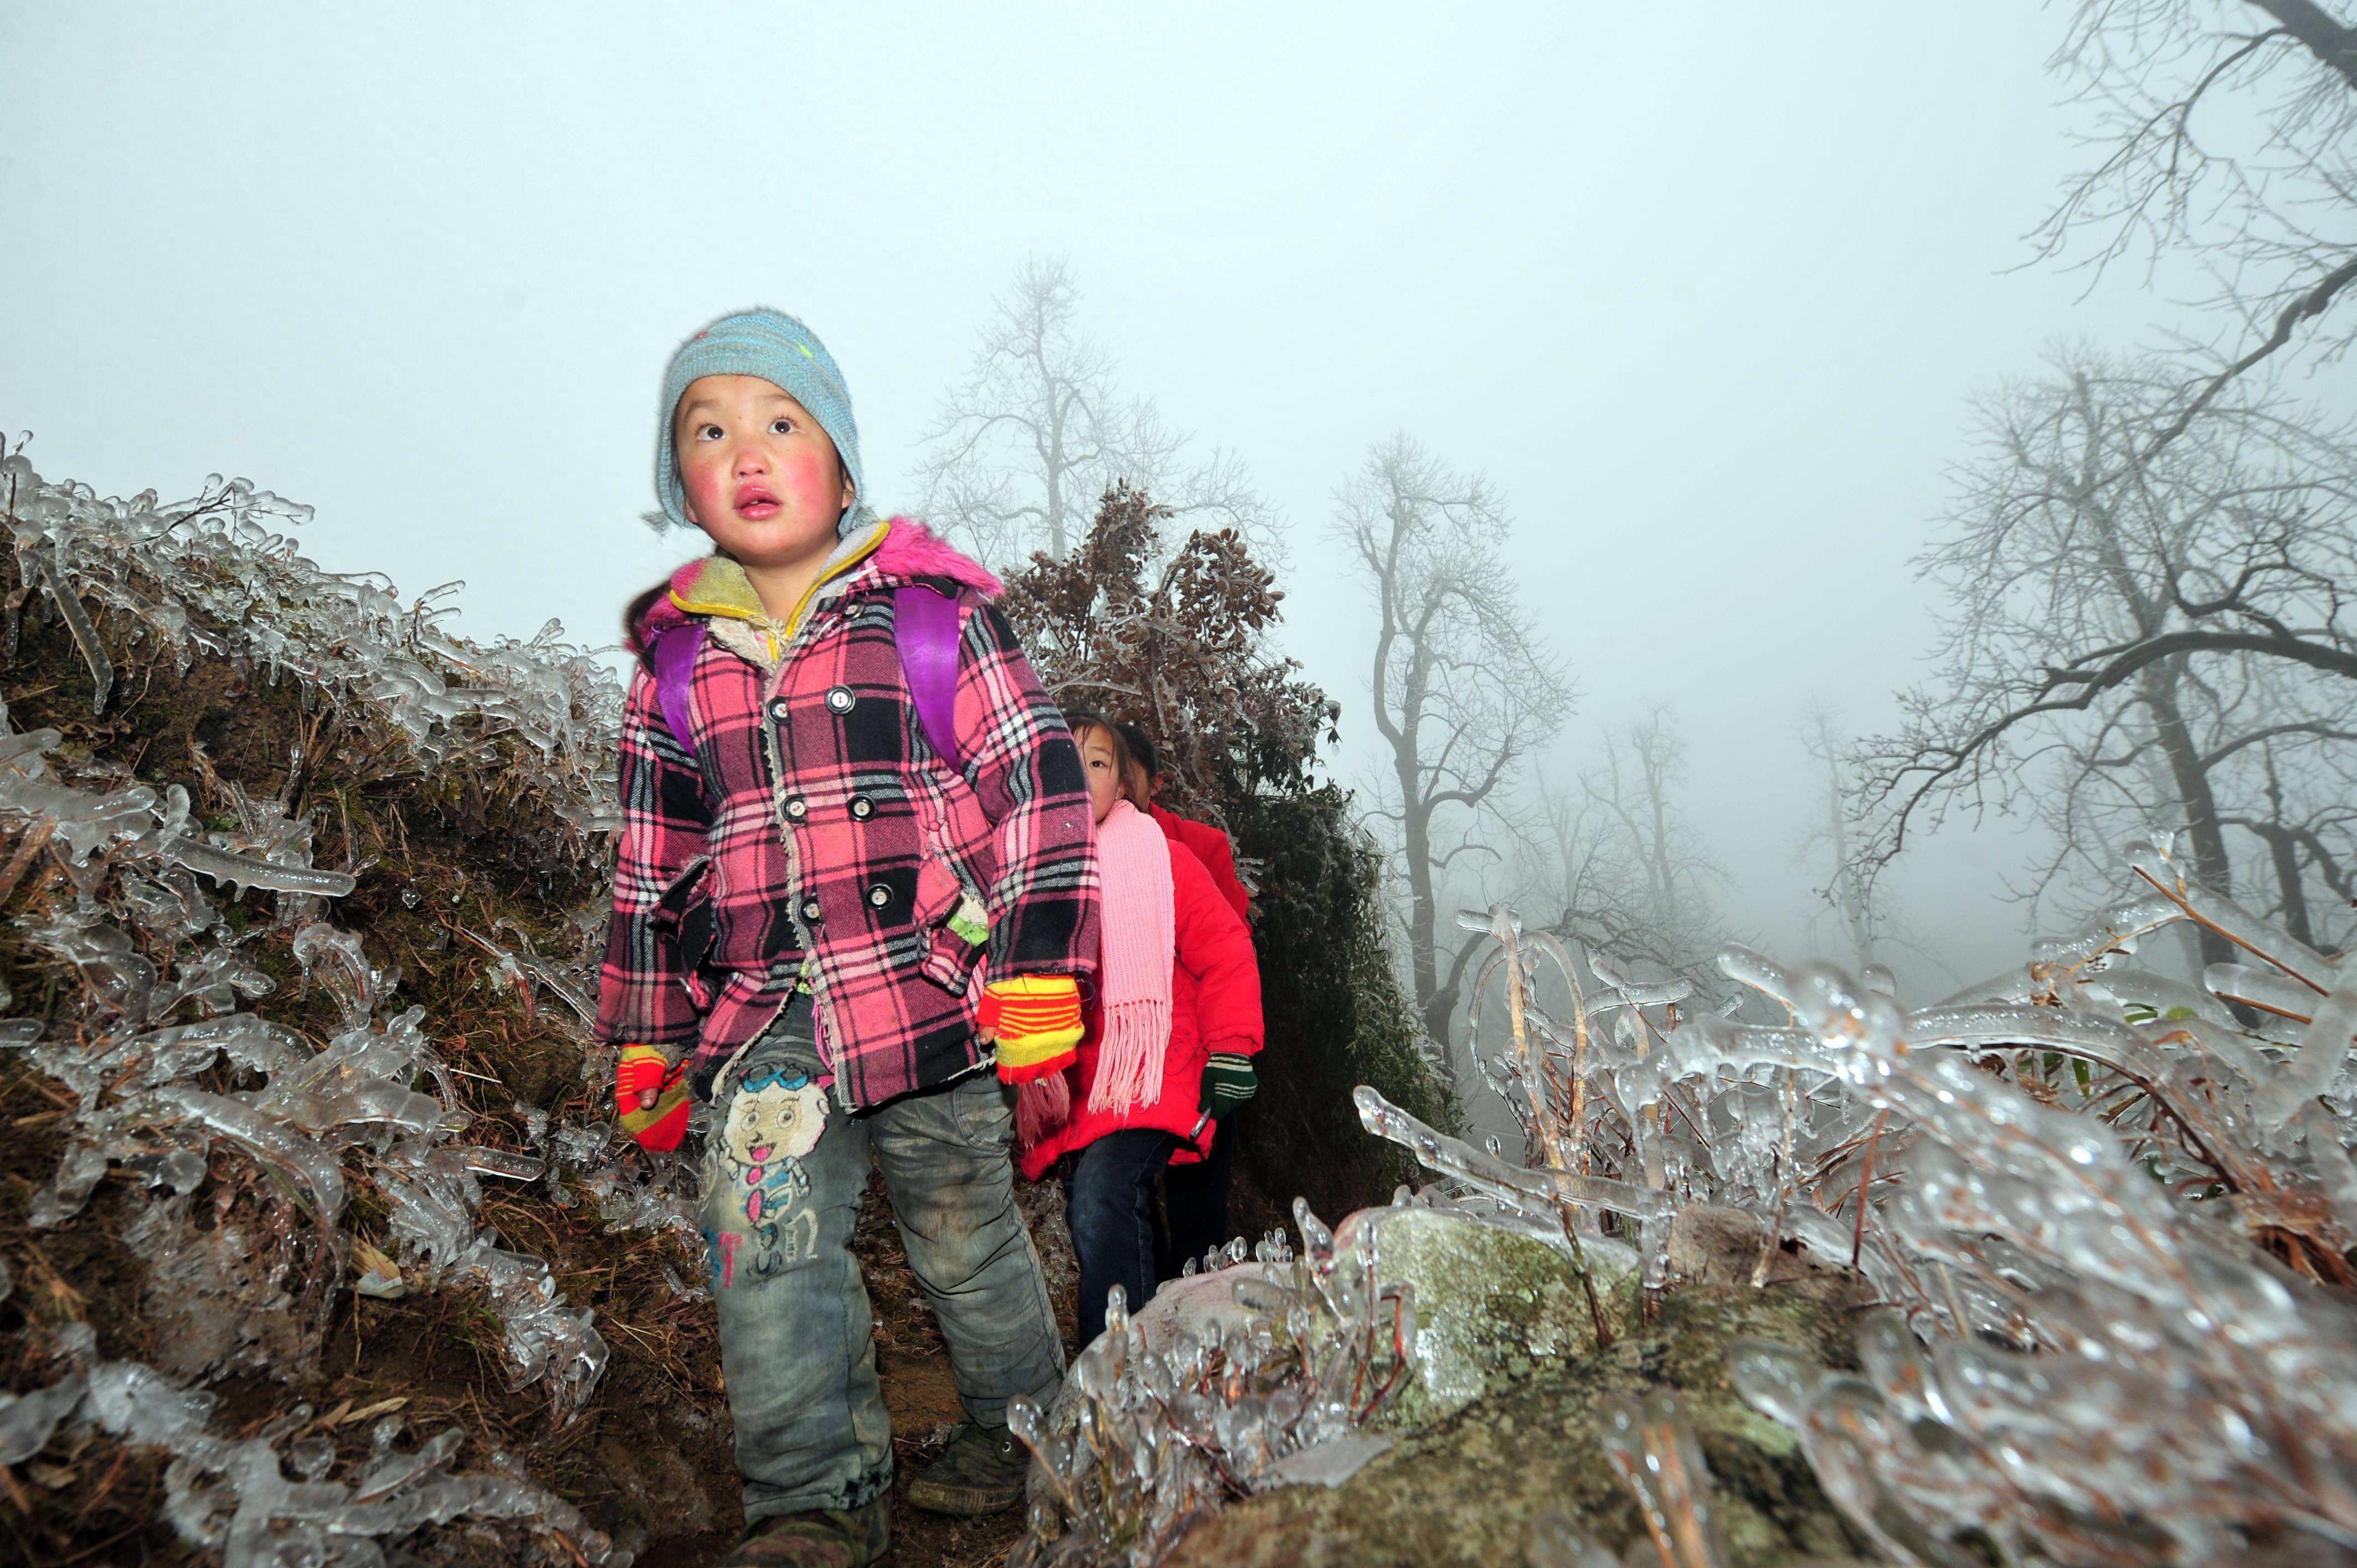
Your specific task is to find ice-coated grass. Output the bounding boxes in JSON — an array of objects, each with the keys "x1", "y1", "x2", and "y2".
[
  {"x1": 1354, "y1": 840, "x2": 2357, "y2": 1566},
  {"x1": 1, "y1": 451, "x2": 698, "y2": 1565}
]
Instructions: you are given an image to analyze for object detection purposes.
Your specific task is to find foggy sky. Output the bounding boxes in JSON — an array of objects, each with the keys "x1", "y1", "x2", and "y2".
[{"x1": 2, "y1": 3, "x2": 2214, "y2": 990}]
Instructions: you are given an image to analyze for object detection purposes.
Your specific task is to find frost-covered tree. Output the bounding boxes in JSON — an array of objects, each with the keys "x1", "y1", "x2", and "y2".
[
  {"x1": 1537, "y1": 705, "x2": 1731, "y2": 987},
  {"x1": 2042, "y1": 0, "x2": 2357, "y2": 436},
  {"x1": 1861, "y1": 349, "x2": 2357, "y2": 965},
  {"x1": 1332, "y1": 435, "x2": 1571, "y2": 1048},
  {"x1": 917, "y1": 256, "x2": 1269, "y2": 567},
  {"x1": 998, "y1": 482, "x2": 1331, "y2": 808}
]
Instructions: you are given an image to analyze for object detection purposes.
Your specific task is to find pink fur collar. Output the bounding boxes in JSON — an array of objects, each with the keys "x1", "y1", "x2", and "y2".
[
  {"x1": 871, "y1": 517, "x2": 1003, "y2": 598},
  {"x1": 631, "y1": 517, "x2": 1000, "y2": 647}
]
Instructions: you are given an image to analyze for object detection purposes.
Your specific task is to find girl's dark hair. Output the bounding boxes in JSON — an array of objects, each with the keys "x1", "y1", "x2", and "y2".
[
  {"x1": 1114, "y1": 721, "x2": 1161, "y2": 781},
  {"x1": 1064, "y1": 711, "x2": 1150, "y2": 811},
  {"x1": 624, "y1": 579, "x2": 672, "y2": 669}
]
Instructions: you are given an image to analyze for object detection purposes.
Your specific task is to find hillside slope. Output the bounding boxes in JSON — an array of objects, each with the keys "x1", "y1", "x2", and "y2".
[{"x1": 0, "y1": 455, "x2": 910, "y2": 1565}]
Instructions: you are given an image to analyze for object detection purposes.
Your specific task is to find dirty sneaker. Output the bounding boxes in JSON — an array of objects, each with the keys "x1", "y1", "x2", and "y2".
[
  {"x1": 717, "y1": 1495, "x2": 891, "y2": 1567},
  {"x1": 905, "y1": 1417, "x2": 1029, "y2": 1515}
]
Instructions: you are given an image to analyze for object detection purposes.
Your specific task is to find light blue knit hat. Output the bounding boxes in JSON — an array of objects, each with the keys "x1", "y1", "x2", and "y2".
[{"x1": 649, "y1": 308, "x2": 876, "y2": 537}]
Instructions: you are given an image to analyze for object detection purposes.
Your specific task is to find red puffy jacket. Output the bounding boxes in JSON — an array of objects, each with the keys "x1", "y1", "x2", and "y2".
[
  {"x1": 1151, "y1": 804, "x2": 1250, "y2": 922},
  {"x1": 1017, "y1": 837, "x2": 1263, "y2": 1180}
]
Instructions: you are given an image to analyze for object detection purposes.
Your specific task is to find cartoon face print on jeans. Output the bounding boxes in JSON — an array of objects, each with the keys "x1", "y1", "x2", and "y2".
[{"x1": 709, "y1": 1065, "x2": 828, "y2": 1288}]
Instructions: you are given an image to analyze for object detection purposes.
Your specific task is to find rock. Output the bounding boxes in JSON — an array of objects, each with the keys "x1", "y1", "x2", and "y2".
[
  {"x1": 1020, "y1": 1200, "x2": 1877, "y2": 1566},
  {"x1": 1132, "y1": 1260, "x2": 1287, "y2": 1353},
  {"x1": 1331, "y1": 1204, "x2": 1638, "y2": 1427},
  {"x1": 1072, "y1": 1204, "x2": 1634, "y2": 1434},
  {"x1": 1162, "y1": 1285, "x2": 1871, "y2": 1568},
  {"x1": 1025, "y1": 1203, "x2": 1622, "y2": 1502},
  {"x1": 1664, "y1": 1204, "x2": 1876, "y2": 1310}
]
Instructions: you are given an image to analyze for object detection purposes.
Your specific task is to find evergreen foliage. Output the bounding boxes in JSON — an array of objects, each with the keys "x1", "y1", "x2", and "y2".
[
  {"x1": 1001, "y1": 487, "x2": 1461, "y2": 1217},
  {"x1": 1228, "y1": 783, "x2": 1462, "y2": 1216}
]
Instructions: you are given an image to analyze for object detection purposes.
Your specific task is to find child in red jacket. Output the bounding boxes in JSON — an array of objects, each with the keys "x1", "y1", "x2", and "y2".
[
  {"x1": 1110, "y1": 721, "x2": 1257, "y2": 1274},
  {"x1": 1113, "y1": 720, "x2": 1250, "y2": 922},
  {"x1": 1017, "y1": 716, "x2": 1262, "y2": 1344}
]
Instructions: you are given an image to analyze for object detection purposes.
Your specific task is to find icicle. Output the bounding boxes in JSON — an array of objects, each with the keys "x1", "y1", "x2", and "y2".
[
  {"x1": 35, "y1": 553, "x2": 113, "y2": 713},
  {"x1": 158, "y1": 833, "x2": 357, "y2": 898},
  {"x1": 154, "y1": 1086, "x2": 348, "y2": 1225},
  {"x1": 1596, "y1": 1392, "x2": 1730, "y2": 1568}
]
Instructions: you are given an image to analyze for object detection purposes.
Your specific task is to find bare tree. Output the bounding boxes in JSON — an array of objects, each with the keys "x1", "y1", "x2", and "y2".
[
  {"x1": 1994, "y1": 638, "x2": 2357, "y2": 962},
  {"x1": 1860, "y1": 348, "x2": 2357, "y2": 967},
  {"x1": 1794, "y1": 702, "x2": 1892, "y2": 972},
  {"x1": 1334, "y1": 434, "x2": 1571, "y2": 1048},
  {"x1": 2041, "y1": 1, "x2": 2357, "y2": 442},
  {"x1": 1581, "y1": 706, "x2": 1723, "y2": 958},
  {"x1": 917, "y1": 256, "x2": 1270, "y2": 566},
  {"x1": 1539, "y1": 704, "x2": 1731, "y2": 983},
  {"x1": 2220, "y1": 734, "x2": 2357, "y2": 950}
]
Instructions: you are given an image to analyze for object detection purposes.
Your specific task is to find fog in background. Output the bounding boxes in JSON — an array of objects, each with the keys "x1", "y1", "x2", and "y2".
[{"x1": 1, "y1": 3, "x2": 2279, "y2": 998}]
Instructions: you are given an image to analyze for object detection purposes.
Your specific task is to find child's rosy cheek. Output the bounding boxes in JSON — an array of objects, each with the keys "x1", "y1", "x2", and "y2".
[
  {"x1": 684, "y1": 465, "x2": 730, "y2": 519},
  {"x1": 783, "y1": 448, "x2": 835, "y2": 502}
]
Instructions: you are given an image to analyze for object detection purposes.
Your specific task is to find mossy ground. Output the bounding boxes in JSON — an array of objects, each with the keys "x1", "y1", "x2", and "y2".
[
  {"x1": 1163, "y1": 1285, "x2": 1874, "y2": 1568},
  {"x1": 1345, "y1": 1205, "x2": 1635, "y2": 1431}
]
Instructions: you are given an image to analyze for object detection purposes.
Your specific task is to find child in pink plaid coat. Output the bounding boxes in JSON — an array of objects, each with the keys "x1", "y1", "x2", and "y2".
[{"x1": 594, "y1": 309, "x2": 1098, "y2": 1566}]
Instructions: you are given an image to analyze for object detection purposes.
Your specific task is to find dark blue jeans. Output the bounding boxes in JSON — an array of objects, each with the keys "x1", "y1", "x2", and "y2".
[
  {"x1": 1162, "y1": 1117, "x2": 1236, "y2": 1276},
  {"x1": 1062, "y1": 1128, "x2": 1181, "y2": 1346}
]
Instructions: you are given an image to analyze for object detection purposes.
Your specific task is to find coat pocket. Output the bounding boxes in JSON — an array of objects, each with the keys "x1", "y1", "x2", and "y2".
[
  {"x1": 651, "y1": 856, "x2": 716, "y2": 971},
  {"x1": 912, "y1": 855, "x2": 989, "y2": 996}
]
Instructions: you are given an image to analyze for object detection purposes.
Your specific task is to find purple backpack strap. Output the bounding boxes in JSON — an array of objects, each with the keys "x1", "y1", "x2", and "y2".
[
  {"x1": 651, "y1": 593, "x2": 962, "y2": 773},
  {"x1": 652, "y1": 624, "x2": 705, "y2": 757},
  {"x1": 895, "y1": 584, "x2": 964, "y2": 772}
]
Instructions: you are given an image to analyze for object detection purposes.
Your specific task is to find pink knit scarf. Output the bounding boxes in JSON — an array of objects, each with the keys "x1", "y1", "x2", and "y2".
[
  {"x1": 1086, "y1": 800, "x2": 1175, "y2": 1113},
  {"x1": 1012, "y1": 799, "x2": 1175, "y2": 1149}
]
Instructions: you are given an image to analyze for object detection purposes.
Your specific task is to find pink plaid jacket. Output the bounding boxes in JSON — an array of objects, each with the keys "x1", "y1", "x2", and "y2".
[{"x1": 594, "y1": 518, "x2": 1100, "y2": 1110}]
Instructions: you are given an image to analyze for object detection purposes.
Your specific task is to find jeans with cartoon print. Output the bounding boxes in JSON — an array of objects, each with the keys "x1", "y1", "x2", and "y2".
[{"x1": 701, "y1": 993, "x2": 1066, "y2": 1523}]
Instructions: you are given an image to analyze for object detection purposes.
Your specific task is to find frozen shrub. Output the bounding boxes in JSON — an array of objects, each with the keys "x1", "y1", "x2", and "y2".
[
  {"x1": 2, "y1": 452, "x2": 658, "y2": 1562},
  {"x1": 1352, "y1": 837, "x2": 2357, "y2": 1566}
]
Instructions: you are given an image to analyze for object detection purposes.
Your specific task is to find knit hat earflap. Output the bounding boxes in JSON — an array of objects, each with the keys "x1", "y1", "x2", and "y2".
[{"x1": 647, "y1": 308, "x2": 876, "y2": 538}]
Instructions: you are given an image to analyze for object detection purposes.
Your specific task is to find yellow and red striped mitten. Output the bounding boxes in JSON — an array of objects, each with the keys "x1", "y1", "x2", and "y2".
[
  {"x1": 979, "y1": 976, "x2": 1083, "y2": 1084},
  {"x1": 616, "y1": 1045, "x2": 692, "y2": 1152}
]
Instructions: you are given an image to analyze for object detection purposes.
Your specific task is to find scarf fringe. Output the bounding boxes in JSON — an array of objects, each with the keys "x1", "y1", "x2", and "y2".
[
  {"x1": 1083, "y1": 801, "x2": 1177, "y2": 1119},
  {"x1": 1016, "y1": 1073, "x2": 1071, "y2": 1147},
  {"x1": 1087, "y1": 997, "x2": 1172, "y2": 1116}
]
